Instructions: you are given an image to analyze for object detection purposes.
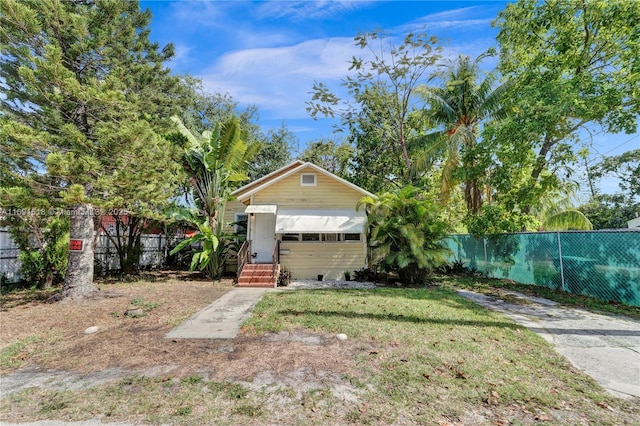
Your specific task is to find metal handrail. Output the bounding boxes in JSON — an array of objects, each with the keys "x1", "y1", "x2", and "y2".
[
  {"x1": 271, "y1": 239, "x2": 280, "y2": 280},
  {"x1": 237, "y1": 240, "x2": 250, "y2": 278}
]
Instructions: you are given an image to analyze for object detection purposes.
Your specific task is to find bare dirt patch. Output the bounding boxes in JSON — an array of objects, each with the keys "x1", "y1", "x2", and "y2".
[
  {"x1": 1, "y1": 275, "x2": 371, "y2": 398},
  {"x1": 1, "y1": 273, "x2": 229, "y2": 374},
  {"x1": 1, "y1": 276, "x2": 375, "y2": 424}
]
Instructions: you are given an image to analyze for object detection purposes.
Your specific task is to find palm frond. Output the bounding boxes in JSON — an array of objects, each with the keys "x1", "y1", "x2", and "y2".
[{"x1": 543, "y1": 209, "x2": 593, "y2": 231}]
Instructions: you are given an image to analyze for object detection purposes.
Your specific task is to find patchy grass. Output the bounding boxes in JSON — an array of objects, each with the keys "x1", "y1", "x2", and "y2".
[
  {"x1": 1, "y1": 278, "x2": 638, "y2": 425},
  {"x1": 436, "y1": 274, "x2": 640, "y2": 319},
  {"x1": 0, "y1": 334, "x2": 43, "y2": 370},
  {"x1": 2, "y1": 375, "x2": 265, "y2": 425},
  {"x1": 243, "y1": 287, "x2": 639, "y2": 425},
  {"x1": 130, "y1": 296, "x2": 161, "y2": 311}
]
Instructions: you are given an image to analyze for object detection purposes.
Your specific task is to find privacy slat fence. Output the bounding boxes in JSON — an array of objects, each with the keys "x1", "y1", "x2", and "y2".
[
  {"x1": 0, "y1": 227, "x2": 172, "y2": 283},
  {"x1": 444, "y1": 230, "x2": 640, "y2": 308},
  {"x1": 94, "y1": 233, "x2": 170, "y2": 275},
  {"x1": 0, "y1": 227, "x2": 21, "y2": 283}
]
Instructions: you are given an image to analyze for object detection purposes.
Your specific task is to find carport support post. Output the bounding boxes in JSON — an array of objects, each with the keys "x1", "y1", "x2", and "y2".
[{"x1": 557, "y1": 231, "x2": 566, "y2": 292}]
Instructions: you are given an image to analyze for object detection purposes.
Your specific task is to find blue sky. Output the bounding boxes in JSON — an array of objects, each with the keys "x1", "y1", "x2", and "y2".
[{"x1": 142, "y1": 0, "x2": 638, "y2": 197}]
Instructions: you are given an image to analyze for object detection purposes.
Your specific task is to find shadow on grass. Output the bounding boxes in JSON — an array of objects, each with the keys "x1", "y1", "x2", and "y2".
[
  {"x1": 96, "y1": 269, "x2": 221, "y2": 285},
  {"x1": 277, "y1": 308, "x2": 522, "y2": 330},
  {"x1": 285, "y1": 286, "x2": 487, "y2": 313},
  {"x1": 0, "y1": 287, "x2": 59, "y2": 310}
]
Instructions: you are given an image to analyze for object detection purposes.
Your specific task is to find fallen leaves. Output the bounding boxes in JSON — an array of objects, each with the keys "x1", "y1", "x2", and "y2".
[
  {"x1": 486, "y1": 389, "x2": 500, "y2": 405},
  {"x1": 597, "y1": 402, "x2": 614, "y2": 411}
]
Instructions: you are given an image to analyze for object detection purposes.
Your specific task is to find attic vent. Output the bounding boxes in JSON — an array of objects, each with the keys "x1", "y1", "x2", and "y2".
[{"x1": 300, "y1": 173, "x2": 316, "y2": 186}]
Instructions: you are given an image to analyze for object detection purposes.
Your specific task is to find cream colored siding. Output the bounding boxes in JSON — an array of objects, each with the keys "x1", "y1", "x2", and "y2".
[
  {"x1": 233, "y1": 160, "x2": 304, "y2": 199},
  {"x1": 252, "y1": 167, "x2": 364, "y2": 209},
  {"x1": 279, "y1": 242, "x2": 366, "y2": 280},
  {"x1": 223, "y1": 200, "x2": 247, "y2": 233}
]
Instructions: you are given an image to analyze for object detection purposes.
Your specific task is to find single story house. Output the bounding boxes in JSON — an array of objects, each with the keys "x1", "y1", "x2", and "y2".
[
  {"x1": 226, "y1": 160, "x2": 374, "y2": 286},
  {"x1": 628, "y1": 217, "x2": 640, "y2": 228}
]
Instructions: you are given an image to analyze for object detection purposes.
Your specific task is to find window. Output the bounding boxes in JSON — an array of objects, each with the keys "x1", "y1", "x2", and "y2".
[
  {"x1": 323, "y1": 233, "x2": 341, "y2": 242},
  {"x1": 234, "y1": 213, "x2": 248, "y2": 240},
  {"x1": 282, "y1": 233, "x2": 300, "y2": 241},
  {"x1": 278, "y1": 233, "x2": 360, "y2": 242},
  {"x1": 300, "y1": 173, "x2": 316, "y2": 186}
]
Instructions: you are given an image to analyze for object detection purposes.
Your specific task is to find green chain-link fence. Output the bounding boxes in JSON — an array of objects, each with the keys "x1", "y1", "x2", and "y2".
[{"x1": 444, "y1": 230, "x2": 640, "y2": 307}]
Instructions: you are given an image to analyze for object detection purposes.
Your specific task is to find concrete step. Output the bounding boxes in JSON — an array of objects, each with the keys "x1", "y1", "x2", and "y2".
[
  {"x1": 239, "y1": 276, "x2": 273, "y2": 282},
  {"x1": 242, "y1": 264, "x2": 273, "y2": 270},
  {"x1": 237, "y1": 263, "x2": 279, "y2": 288},
  {"x1": 236, "y1": 282, "x2": 276, "y2": 288}
]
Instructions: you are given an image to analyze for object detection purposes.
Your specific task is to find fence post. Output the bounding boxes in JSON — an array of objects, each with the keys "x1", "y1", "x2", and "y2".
[
  {"x1": 556, "y1": 231, "x2": 565, "y2": 292},
  {"x1": 483, "y1": 238, "x2": 488, "y2": 276}
]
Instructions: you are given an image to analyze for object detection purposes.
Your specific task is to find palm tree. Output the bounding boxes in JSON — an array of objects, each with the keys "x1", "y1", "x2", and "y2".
[
  {"x1": 533, "y1": 191, "x2": 593, "y2": 231},
  {"x1": 357, "y1": 186, "x2": 451, "y2": 285},
  {"x1": 541, "y1": 209, "x2": 593, "y2": 231},
  {"x1": 169, "y1": 116, "x2": 260, "y2": 278},
  {"x1": 415, "y1": 51, "x2": 509, "y2": 214}
]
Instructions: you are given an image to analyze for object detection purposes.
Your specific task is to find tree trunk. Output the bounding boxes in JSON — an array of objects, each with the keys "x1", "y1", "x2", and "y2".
[
  {"x1": 59, "y1": 203, "x2": 96, "y2": 299},
  {"x1": 42, "y1": 268, "x2": 54, "y2": 289},
  {"x1": 465, "y1": 181, "x2": 483, "y2": 215}
]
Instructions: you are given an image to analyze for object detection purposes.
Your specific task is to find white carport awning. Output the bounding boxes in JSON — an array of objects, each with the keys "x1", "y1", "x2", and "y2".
[
  {"x1": 244, "y1": 205, "x2": 277, "y2": 214},
  {"x1": 276, "y1": 209, "x2": 366, "y2": 233}
]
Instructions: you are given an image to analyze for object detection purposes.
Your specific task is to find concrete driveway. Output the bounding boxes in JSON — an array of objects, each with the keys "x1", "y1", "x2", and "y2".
[{"x1": 456, "y1": 289, "x2": 640, "y2": 400}]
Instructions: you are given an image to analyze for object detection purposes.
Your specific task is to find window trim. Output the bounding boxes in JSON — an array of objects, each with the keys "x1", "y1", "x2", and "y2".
[
  {"x1": 281, "y1": 233, "x2": 301, "y2": 242},
  {"x1": 278, "y1": 233, "x2": 362, "y2": 243},
  {"x1": 300, "y1": 173, "x2": 317, "y2": 187}
]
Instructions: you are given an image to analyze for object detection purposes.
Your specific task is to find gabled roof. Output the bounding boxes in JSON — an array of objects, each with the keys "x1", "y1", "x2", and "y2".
[
  {"x1": 233, "y1": 160, "x2": 305, "y2": 198},
  {"x1": 232, "y1": 161, "x2": 375, "y2": 201}
]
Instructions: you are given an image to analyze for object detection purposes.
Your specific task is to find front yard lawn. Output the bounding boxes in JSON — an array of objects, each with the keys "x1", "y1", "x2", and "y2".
[
  {"x1": 1, "y1": 278, "x2": 638, "y2": 425},
  {"x1": 243, "y1": 287, "x2": 639, "y2": 425}
]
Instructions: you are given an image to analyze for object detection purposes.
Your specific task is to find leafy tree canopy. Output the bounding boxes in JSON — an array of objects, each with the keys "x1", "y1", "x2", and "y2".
[
  {"x1": 248, "y1": 122, "x2": 294, "y2": 181},
  {"x1": 490, "y1": 0, "x2": 640, "y2": 215},
  {"x1": 1, "y1": 0, "x2": 185, "y2": 297},
  {"x1": 300, "y1": 139, "x2": 353, "y2": 179},
  {"x1": 307, "y1": 31, "x2": 441, "y2": 182},
  {"x1": 588, "y1": 149, "x2": 640, "y2": 203}
]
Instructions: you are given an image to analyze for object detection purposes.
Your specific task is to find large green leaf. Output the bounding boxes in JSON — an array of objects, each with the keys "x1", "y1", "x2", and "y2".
[{"x1": 543, "y1": 209, "x2": 593, "y2": 231}]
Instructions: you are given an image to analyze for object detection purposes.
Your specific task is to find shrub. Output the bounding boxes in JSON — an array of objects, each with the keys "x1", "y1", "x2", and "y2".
[{"x1": 358, "y1": 186, "x2": 451, "y2": 285}]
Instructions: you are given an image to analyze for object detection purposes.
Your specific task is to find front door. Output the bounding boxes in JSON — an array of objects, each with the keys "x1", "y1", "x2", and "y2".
[{"x1": 252, "y1": 213, "x2": 276, "y2": 263}]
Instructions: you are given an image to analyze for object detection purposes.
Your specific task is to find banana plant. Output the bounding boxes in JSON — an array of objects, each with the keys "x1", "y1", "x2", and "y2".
[
  {"x1": 167, "y1": 116, "x2": 260, "y2": 279},
  {"x1": 168, "y1": 207, "x2": 235, "y2": 278}
]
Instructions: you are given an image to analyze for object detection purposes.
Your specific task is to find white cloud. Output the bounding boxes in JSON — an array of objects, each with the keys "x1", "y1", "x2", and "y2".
[
  {"x1": 197, "y1": 37, "x2": 362, "y2": 119},
  {"x1": 185, "y1": 3, "x2": 500, "y2": 133},
  {"x1": 167, "y1": 1, "x2": 235, "y2": 29},
  {"x1": 197, "y1": 31, "x2": 498, "y2": 122},
  {"x1": 255, "y1": 1, "x2": 372, "y2": 21},
  {"x1": 392, "y1": 6, "x2": 494, "y2": 34}
]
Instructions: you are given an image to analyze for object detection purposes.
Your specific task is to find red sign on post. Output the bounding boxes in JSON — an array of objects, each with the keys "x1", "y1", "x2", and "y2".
[{"x1": 69, "y1": 239, "x2": 84, "y2": 252}]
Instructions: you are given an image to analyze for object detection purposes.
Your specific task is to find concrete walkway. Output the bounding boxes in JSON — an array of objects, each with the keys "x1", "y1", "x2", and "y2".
[
  {"x1": 456, "y1": 289, "x2": 640, "y2": 400},
  {"x1": 165, "y1": 288, "x2": 269, "y2": 339},
  {"x1": 164, "y1": 280, "x2": 373, "y2": 339}
]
